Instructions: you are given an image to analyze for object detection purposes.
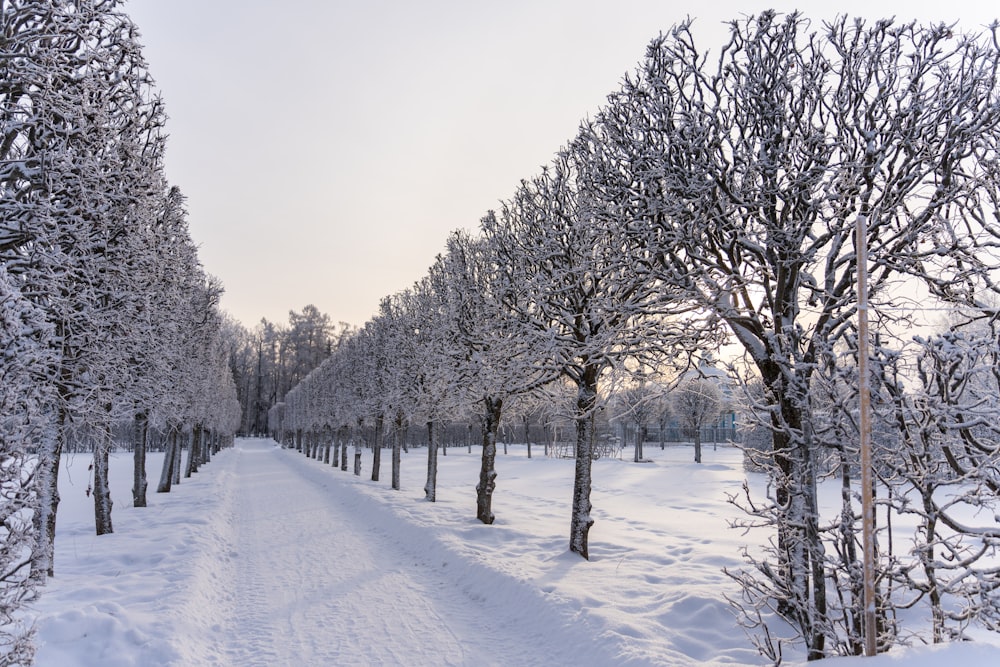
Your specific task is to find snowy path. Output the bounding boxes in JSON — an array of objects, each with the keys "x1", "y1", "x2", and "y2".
[{"x1": 210, "y1": 440, "x2": 614, "y2": 667}]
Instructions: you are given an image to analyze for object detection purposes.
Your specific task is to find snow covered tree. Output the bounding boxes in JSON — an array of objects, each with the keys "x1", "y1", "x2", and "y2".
[
  {"x1": 123, "y1": 179, "x2": 189, "y2": 509},
  {"x1": 672, "y1": 379, "x2": 722, "y2": 464},
  {"x1": 229, "y1": 307, "x2": 345, "y2": 439},
  {"x1": 249, "y1": 319, "x2": 284, "y2": 435},
  {"x1": 483, "y1": 142, "x2": 709, "y2": 558},
  {"x1": 152, "y1": 187, "x2": 206, "y2": 494},
  {"x1": 611, "y1": 380, "x2": 661, "y2": 463},
  {"x1": 505, "y1": 393, "x2": 549, "y2": 459},
  {"x1": 438, "y1": 230, "x2": 554, "y2": 524},
  {"x1": 598, "y1": 11, "x2": 1000, "y2": 656},
  {"x1": 219, "y1": 315, "x2": 256, "y2": 436},
  {"x1": 409, "y1": 265, "x2": 465, "y2": 501},
  {"x1": 180, "y1": 275, "x2": 226, "y2": 478},
  {"x1": 371, "y1": 275, "x2": 459, "y2": 498},
  {"x1": 369, "y1": 294, "x2": 413, "y2": 491},
  {"x1": 1, "y1": 0, "x2": 177, "y2": 558},
  {"x1": 878, "y1": 325, "x2": 1000, "y2": 642},
  {"x1": 0, "y1": 267, "x2": 53, "y2": 665},
  {"x1": 307, "y1": 323, "x2": 385, "y2": 479},
  {"x1": 354, "y1": 317, "x2": 392, "y2": 483},
  {"x1": 284, "y1": 305, "x2": 334, "y2": 390}
]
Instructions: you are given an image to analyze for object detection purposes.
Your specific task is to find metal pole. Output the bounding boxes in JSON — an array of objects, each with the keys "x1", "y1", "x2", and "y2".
[{"x1": 857, "y1": 213, "x2": 877, "y2": 657}]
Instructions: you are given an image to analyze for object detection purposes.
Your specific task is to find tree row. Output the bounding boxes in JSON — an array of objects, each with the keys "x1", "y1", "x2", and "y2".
[
  {"x1": 275, "y1": 13, "x2": 1000, "y2": 660},
  {"x1": 1, "y1": 2, "x2": 240, "y2": 661}
]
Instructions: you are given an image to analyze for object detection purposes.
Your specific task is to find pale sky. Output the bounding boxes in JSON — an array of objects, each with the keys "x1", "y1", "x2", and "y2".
[{"x1": 125, "y1": 0, "x2": 998, "y2": 329}]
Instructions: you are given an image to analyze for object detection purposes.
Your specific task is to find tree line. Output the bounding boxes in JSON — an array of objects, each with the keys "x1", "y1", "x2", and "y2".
[
  {"x1": 1, "y1": 1, "x2": 240, "y2": 662},
  {"x1": 275, "y1": 12, "x2": 1000, "y2": 661},
  {"x1": 221, "y1": 304, "x2": 353, "y2": 438}
]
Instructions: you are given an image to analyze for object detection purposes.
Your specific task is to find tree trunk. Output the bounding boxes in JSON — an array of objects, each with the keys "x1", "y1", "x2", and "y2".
[
  {"x1": 186, "y1": 425, "x2": 201, "y2": 477},
  {"x1": 767, "y1": 371, "x2": 827, "y2": 660},
  {"x1": 184, "y1": 429, "x2": 194, "y2": 478},
  {"x1": 353, "y1": 424, "x2": 363, "y2": 475},
  {"x1": 157, "y1": 427, "x2": 177, "y2": 493},
  {"x1": 341, "y1": 440, "x2": 348, "y2": 471},
  {"x1": 838, "y1": 446, "x2": 864, "y2": 654},
  {"x1": 476, "y1": 396, "x2": 502, "y2": 524},
  {"x1": 802, "y1": 441, "x2": 828, "y2": 659},
  {"x1": 197, "y1": 426, "x2": 206, "y2": 469},
  {"x1": 371, "y1": 415, "x2": 383, "y2": 482},
  {"x1": 172, "y1": 430, "x2": 182, "y2": 485},
  {"x1": 918, "y1": 484, "x2": 944, "y2": 643},
  {"x1": 524, "y1": 415, "x2": 532, "y2": 459},
  {"x1": 132, "y1": 410, "x2": 149, "y2": 507},
  {"x1": 201, "y1": 428, "x2": 211, "y2": 465},
  {"x1": 196, "y1": 426, "x2": 205, "y2": 469},
  {"x1": 569, "y1": 369, "x2": 598, "y2": 559},
  {"x1": 171, "y1": 432, "x2": 182, "y2": 484},
  {"x1": 32, "y1": 407, "x2": 65, "y2": 580},
  {"x1": 424, "y1": 420, "x2": 438, "y2": 502},
  {"x1": 391, "y1": 416, "x2": 402, "y2": 491},
  {"x1": 93, "y1": 414, "x2": 114, "y2": 536},
  {"x1": 693, "y1": 430, "x2": 702, "y2": 464}
]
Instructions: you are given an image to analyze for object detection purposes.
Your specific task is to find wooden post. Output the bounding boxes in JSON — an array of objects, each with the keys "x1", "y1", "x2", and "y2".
[{"x1": 857, "y1": 213, "x2": 877, "y2": 657}]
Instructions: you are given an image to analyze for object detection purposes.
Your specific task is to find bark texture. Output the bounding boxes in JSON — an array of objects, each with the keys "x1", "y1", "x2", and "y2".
[
  {"x1": 132, "y1": 411, "x2": 149, "y2": 507},
  {"x1": 475, "y1": 397, "x2": 502, "y2": 524}
]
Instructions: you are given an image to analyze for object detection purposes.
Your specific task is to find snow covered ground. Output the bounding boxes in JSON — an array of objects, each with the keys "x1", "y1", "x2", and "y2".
[{"x1": 31, "y1": 438, "x2": 1000, "y2": 666}]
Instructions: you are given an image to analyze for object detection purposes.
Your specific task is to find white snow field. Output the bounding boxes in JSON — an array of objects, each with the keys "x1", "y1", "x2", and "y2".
[{"x1": 32, "y1": 438, "x2": 1000, "y2": 666}]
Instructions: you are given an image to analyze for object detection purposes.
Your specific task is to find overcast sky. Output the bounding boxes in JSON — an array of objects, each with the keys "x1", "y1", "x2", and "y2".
[{"x1": 124, "y1": 0, "x2": 998, "y2": 329}]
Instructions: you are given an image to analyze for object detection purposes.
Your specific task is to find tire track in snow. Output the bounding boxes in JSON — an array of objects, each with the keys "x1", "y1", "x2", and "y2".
[{"x1": 227, "y1": 465, "x2": 280, "y2": 666}]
